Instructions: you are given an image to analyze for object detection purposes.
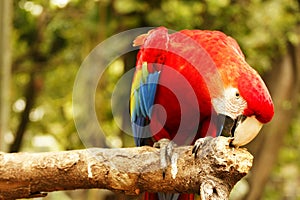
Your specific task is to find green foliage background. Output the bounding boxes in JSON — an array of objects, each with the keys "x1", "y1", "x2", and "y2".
[{"x1": 7, "y1": 0, "x2": 300, "y2": 199}]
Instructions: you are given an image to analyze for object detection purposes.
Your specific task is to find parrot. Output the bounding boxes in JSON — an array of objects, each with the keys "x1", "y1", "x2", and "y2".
[{"x1": 130, "y1": 27, "x2": 274, "y2": 200}]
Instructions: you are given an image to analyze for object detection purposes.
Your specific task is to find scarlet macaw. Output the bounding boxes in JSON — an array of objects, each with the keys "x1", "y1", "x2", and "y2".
[{"x1": 130, "y1": 27, "x2": 274, "y2": 200}]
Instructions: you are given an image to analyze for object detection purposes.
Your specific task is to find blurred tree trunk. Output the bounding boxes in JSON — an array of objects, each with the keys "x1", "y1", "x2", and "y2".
[
  {"x1": 0, "y1": 1, "x2": 13, "y2": 152},
  {"x1": 9, "y1": 11, "x2": 48, "y2": 153},
  {"x1": 9, "y1": 73, "x2": 38, "y2": 153},
  {"x1": 245, "y1": 32, "x2": 300, "y2": 199}
]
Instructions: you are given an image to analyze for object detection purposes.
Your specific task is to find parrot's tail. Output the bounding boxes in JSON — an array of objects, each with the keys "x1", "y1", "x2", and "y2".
[{"x1": 144, "y1": 192, "x2": 194, "y2": 200}]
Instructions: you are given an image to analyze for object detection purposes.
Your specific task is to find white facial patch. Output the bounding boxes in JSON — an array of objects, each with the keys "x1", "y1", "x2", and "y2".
[{"x1": 212, "y1": 87, "x2": 247, "y2": 119}]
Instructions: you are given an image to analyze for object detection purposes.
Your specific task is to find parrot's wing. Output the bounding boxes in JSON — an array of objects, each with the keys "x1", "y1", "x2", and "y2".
[{"x1": 130, "y1": 62, "x2": 161, "y2": 146}]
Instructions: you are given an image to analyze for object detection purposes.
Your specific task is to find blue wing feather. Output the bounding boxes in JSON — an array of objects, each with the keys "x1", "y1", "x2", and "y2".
[
  {"x1": 147, "y1": 72, "x2": 160, "y2": 117},
  {"x1": 140, "y1": 83, "x2": 149, "y2": 117},
  {"x1": 133, "y1": 117, "x2": 149, "y2": 146},
  {"x1": 139, "y1": 84, "x2": 147, "y2": 118},
  {"x1": 131, "y1": 62, "x2": 161, "y2": 146}
]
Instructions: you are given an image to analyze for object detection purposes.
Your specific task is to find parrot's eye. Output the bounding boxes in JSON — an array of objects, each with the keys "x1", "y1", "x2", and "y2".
[{"x1": 212, "y1": 87, "x2": 247, "y2": 120}]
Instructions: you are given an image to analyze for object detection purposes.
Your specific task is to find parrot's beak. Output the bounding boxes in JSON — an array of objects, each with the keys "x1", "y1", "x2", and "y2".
[
  {"x1": 216, "y1": 114, "x2": 263, "y2": 146},
  {"x1": 231, "y1": 115, "x2": 263, "y2": 146}
]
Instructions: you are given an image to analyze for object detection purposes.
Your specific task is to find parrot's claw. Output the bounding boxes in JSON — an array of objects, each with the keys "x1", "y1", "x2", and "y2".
[
  {"x1": 192, "y1": 137, "x2": 214, "y2": 159},
  {"x1": 153, "y1": 138, "x2": 177, "y2": 179}
]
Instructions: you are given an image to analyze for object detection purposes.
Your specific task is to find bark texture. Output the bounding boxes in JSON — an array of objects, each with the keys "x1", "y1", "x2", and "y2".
[{"x1": 0, "y1": 137, "x2": 253, "y2": 200}]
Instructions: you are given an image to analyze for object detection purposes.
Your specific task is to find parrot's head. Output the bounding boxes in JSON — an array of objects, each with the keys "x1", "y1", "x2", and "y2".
[
  {"x1": 209, "y1": 35, "x2": 274, "y2": 147},
  {"x1": 212, "y1": 71, "x2": 274, "y2": 146}
]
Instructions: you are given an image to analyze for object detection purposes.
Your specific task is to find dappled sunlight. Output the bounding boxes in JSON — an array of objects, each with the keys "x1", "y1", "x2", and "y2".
[{"x1": 50, "y1": 0, "x2": 70, "y2": 8}]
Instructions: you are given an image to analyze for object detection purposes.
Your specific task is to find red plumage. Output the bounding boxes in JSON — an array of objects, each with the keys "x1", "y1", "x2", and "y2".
[{"x1": 131, "y1": 27, "x2": 274, "y2": 200}]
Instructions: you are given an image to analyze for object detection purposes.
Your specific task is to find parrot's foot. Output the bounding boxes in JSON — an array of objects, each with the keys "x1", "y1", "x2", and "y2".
[
  {"x1": 153, "y1": 138, "x2": 177, "y2": 179},
  {"x1": 192, "y1": 137, "x2": 214, "y2": 158}
]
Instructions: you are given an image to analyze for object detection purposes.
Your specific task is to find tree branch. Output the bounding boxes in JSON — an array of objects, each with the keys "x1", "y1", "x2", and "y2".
[{"x1": 0, "y1": 137, "x2": 253, "y2": 200}]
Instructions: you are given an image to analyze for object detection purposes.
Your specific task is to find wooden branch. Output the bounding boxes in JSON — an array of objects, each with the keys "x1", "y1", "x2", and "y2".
[{"x1": 0, "y1": 137, "x2": 253, "y2": 200}]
